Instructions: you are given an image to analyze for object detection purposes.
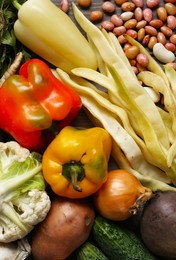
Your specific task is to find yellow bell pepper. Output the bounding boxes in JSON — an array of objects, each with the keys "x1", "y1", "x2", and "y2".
[
  {"x1": 13, "y1": 0, "x2": 97, "y2": 73},
  {"x1": 42, "y1": 126, "x2": 112, "y2": 198}
]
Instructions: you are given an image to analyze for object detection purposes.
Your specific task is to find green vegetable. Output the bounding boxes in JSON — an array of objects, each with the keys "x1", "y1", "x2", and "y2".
[
  {"x1": 93, "y1": 215, "x2": 156, "y2": 260},
  {"x1": 76, "y1": 241, "x2": 109, "y2": 260},
  {"x1": 0, "y1": 141, "x2": 51, "y2": 242}
]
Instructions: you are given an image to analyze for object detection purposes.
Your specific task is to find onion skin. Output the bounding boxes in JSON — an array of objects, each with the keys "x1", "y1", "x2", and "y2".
[
  {"x1": 140, "y1": 190, "x2": 176, "y2": 258},
  {"x1": 94, "y1": 169, "x2": 152, "y2": 221}
]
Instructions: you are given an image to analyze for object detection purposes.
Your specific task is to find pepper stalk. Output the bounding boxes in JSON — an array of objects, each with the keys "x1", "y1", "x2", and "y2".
[{"x1": 12, "y1": 0, "x2": 97, "y2": 73}]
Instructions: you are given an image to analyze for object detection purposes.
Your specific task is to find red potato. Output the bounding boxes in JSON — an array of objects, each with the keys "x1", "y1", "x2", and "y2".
[{"x1": 31, "y1": 196, "x2": 95, "y2": 260}]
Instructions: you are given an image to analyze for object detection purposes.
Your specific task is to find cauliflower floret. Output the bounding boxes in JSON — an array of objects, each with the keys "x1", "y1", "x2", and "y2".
[
  {"x1": 0, "y1": 141, "x2": 51, "y2": 242},
  {"x1": 13, "y1": 189, "x2": 51, "y2": 225},
  {"x1": 0, "y1": 208, "x2": 33, "y2": 242}
]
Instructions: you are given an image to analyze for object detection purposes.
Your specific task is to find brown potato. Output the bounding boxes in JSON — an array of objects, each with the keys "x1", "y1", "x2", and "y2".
[{"x1": 31, "y1": 196, "x2": 95, "y2": 260}]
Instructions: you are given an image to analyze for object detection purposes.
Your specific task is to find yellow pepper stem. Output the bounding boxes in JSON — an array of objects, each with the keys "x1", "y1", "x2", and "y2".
[{"x1": 62, "y1": 161, "x2": 85, "y2": 192}]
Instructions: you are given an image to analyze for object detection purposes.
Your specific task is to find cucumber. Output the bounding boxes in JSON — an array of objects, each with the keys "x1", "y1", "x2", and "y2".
[
  {"x1": 93, "y1": 216, "x2": 157, "y2": 260},
  {"x1": 76, "y1": 241, "x2": 109, "y2": 260}
]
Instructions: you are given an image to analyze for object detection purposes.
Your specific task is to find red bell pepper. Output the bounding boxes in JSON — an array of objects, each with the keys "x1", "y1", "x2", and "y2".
[{"x1": 0, "y1": 59, "x2": 82, "y2": 151}]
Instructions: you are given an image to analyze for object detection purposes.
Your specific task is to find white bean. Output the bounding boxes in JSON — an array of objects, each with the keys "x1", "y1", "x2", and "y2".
[
  {"x1": 120, "y1": 11, "x2": 134, "y2": 21},
  {"x1": 153, "y1": 43, "x2": 175, "y2": 64},
  {"x1": 143, "y1": 87, "x2": 160, "y2": 103}
]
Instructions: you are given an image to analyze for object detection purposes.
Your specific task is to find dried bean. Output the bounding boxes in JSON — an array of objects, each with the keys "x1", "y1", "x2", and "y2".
[
  {"x1": 121, "y1": 2, "x2": 136, "y2": 12},
  {"x1": 126, "y1": 29, "x2": 138, "y2": 38},
  {"x1": 110, "y1": 14, "x2": 123, "y2": 26},
  {"x1": 113, "y1": 26, "x2": 127, "y2": 36},
  {"x1": 114, "y1": 0, "x2": 128, "y2": 5},
  {"x1": 165, "y1": 42, "x2": 176, "y2": 52},
  {"x1": 131, "y1": 66, "x2": 138, "y2": 74},
  {"x1": 142, "y1": 34, "x2": 150, "y2": 45},
  {"x1": 136, "y1": 53, "x2": 149, "y2": 67},
  {"x1": 170, "y1": 34, "x2": 176, "y2": 45},
  {"x1": 101, "y1": 21, "x2": 115, "y2": 31},
  {"x1": 149, "y1": 19, "x2": 164, "y2": 28},
  {"x1": 102, "y1": 1, "x2": 116, "y2": 13},
  {"x1": 160, "y1": 26, "x2": 173, "y2": 37},
  {"x1": 124, "y1": 45, "x2": 140, "y2": 59},
  {"x1": 143, "y1": 8, "x2": 153, "y2": 22},
  {"x1": 123, "y1": 43, "x2": 132, "y2": 51},
  {"x1": 153, "y1": 42, "x2": 175, "y2": 63},
  {"x1": 167, "y1": 16, "x2": 176, "y2": 30},
  {"x1": 157, "y1": 32, "x2": 167, "y2": 45},
  {"x1": 134, "y1": 7, "x2": 143, "y2": 21},
  {"x1": 129, "y1": 59, "x2": 137, "y2": 66},
  {"x1": 120, "y1": 11, "x2": 134, "y2": 21},
  {"x1": 117, "y1": 35, "x2": 128, "y2": 44},
  {"x1": 132, "y1": 0, "x2": 144, "y2": 7},
  {"x1": 137, "y1": 28, "x2": 146, "y2": 41},
  {"x1": 89, "y1": 11, "x2": 104, "y2": 22},
  {"x1": 60, "y1": 0, "x2": 69, "y2": 13},
  {"x1": 77, "y1": 0, "x2": 91, "y2": 8},
  {"x1": 145, "y1": 25, "x2": 158, "y2": 36},
  {"x1": 148, "y1": 36, "x2": 157, "y2": 49},
  {"x1": 136, "y1": 20, "x2": 147, "y2": 29},
  {"x1": 164, "y1": 3, "x2": 176, "y2": 15},
  {"x1": 124, "y1": 19, "x2": 137, "y2": 29},
  {"x1": 156, "y1": 7, "x2": 167, "y2": 21},
  {"x1": 146, "y1": 0, "x2": 160, "y2": 8}
]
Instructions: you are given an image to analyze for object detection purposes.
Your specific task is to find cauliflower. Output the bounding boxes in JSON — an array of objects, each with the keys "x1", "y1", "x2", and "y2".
[
  {"x1": 0, "y1": 238, "x2": 31, "y2": 260},
  {"x1": 0, "y1": 141, "x2": 51, "y2": 242}
]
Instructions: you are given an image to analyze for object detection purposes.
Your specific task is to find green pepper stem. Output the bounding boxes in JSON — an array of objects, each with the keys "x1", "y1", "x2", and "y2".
[
  {"x1": 13, "y1": 0, "x2": 21, "y2": 10},
  {"x1": 71, "y1": 169, "x2": 82, "y2": 192},
  {"x1": 62, "y1": 161, "x2": 85, "y2": 192}
]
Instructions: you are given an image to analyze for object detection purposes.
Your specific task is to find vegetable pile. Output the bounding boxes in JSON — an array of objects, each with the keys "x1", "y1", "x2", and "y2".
[{"x1": 0, "y1": 0, "x2": 176, "y2": 259}]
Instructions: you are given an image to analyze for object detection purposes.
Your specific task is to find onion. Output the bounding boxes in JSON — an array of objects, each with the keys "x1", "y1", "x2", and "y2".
[{"x1": 94, "y1": 169, "x2": 152, "y2": 221}]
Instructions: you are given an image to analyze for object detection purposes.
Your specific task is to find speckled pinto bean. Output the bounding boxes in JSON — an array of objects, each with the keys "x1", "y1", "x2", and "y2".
[
  {"x1": 160, "y1": 26, "x2": 173, "y2": 37},
  {"x1": 101, "y1": 21, "x2": 115, "y2": 31},
  {"x1": 148, "y1": 36, "x2": 157, "y2": 49},
  {"x1": 170, "y1": 35, "x2": 176, "y2": 45},
  {"x1": 124, "y1": 19, "x2": 137, "y2": 29},
  {"x1": 89, "y1": 10, "x2": 104, "y2": 22},
  {"x1": 124, "y1": 45, "x2": 140, "y2": 59},
  {"x1": 113, "y1": 26, "x2": 126, "y2": 36},
  {"x1": 136, "y1": 20, "x2": 147, "y2": 29},
  {"x1": 134, "y1": 7, "x2": 143, "y2": 21},
  {"x1": 121, "y1": 2, "x2": 136, "y2": 12},
  {"x1": 137, "y1": 28, "x2": 145, "y2": 41},
  {"x1": 145, "y1": 26, "x2": 158, "y2": 36},
  {"x1": 164, "y1": 3, "x2": 176, "y2": 16},
  {"x1": 149, "y1": 19, "x2": 164, "y2": 28},
  {"x1": 143, "y1": 8, "x2": 153, "y2": 22},
  {"x1": 110, "y1": 14, "x2": 123, "y2": 26},
  {"x1": 102, "y1": 1, "x2": 116, "y2": 13},
  {"x1": 167, "y1": 16, "x2": 176, "y2": 30},
  {"x1": 136, "y1": 53, "x2": 149, "y2": 67},
  {"x1": 157, "y1": 32, "x2": 167, "y2": 45},
  {"x1": 156, "y1": 7, "x2": 167, "y2": 21}
]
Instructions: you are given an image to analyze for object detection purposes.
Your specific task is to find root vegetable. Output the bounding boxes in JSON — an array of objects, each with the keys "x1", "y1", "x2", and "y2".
[
  {"x1": 94, "y1": 169, "x2": 152, "y2": 221},
  {"x1": 140, "y1": 190, "x2": 176, "y2": 258},
  {"x1": 31, "y1": 196, "x2": 95, "y2": 260}
]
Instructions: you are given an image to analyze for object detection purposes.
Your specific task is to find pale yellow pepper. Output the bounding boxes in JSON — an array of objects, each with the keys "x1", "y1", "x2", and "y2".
[{"x1": 13, "y1": 0, "x2": 97, "y2": 73}]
